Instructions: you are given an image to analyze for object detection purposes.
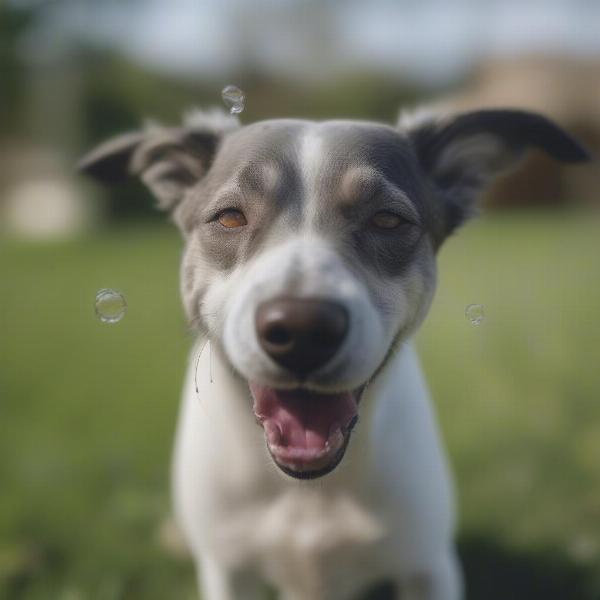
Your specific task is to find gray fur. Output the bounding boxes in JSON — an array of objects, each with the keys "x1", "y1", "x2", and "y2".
[{"x1": 80, "y1": 107, "x2": 589, "y2": 330}]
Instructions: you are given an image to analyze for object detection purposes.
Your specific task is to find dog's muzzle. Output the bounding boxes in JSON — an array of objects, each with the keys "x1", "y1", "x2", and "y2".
[{"x1": 249, "y1": 296, "x2": 362, "y2": 478}]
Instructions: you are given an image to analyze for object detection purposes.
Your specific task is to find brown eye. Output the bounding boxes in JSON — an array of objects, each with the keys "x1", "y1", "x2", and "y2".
[
  {"x1": 371, "y1": 211, "x2": 404, "y2": 230},
  {"x1": 218, "y1": 209, "x2": 247, "y2": 228}
]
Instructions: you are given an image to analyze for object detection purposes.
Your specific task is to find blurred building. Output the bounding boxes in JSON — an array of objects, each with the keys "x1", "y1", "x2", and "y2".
[{"x1": 2, "y1": 0, "x2": 599, "y2": 238}]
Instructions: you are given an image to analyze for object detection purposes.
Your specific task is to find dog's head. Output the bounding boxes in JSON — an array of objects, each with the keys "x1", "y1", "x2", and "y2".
[{"x1": 80, "y1": 107, "x2": 588, "y2": 479}]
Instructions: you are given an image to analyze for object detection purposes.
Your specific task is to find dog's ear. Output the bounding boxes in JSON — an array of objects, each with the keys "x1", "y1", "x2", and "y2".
[
  {"x1": 401, "y1": 108, "x2": 591, "y2": 236},
  {"x1": 78, "y1": 109, "x2": 240, "y2": 210}
]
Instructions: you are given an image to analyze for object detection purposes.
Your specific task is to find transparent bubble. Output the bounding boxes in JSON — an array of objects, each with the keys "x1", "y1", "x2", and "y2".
[
  {"x1": 95, "y1": 289, "x2": 127, "y2": 324},
  {"x1": 221, "y1": 85, "x2": 245, "y2": 114},
  {"x1": 465, "y1": 303, "x2": 485, "y2": 326}
]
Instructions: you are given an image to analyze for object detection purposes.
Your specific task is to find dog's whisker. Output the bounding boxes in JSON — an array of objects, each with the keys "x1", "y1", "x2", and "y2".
[
  {"x1": 194, "y1": 337, "x2": 209, "y2": 395},
  {"x1": 187, "y1": 309, "x2": 220, "y2": 336}
]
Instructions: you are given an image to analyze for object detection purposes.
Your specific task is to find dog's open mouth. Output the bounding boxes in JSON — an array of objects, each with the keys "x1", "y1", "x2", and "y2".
[{"x1": 249, "y1": 383, "x2": 362, "y2": 479}]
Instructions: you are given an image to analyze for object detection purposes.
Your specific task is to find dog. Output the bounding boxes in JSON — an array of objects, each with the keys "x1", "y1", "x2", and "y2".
[{"x1": 80, "y1": 106, "x2": 588, "y2": 599}]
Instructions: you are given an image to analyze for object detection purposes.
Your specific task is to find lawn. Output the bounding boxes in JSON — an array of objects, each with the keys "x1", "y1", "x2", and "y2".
[{"x1": 1, "y1": 214, "x2": 599, "y2": 599}]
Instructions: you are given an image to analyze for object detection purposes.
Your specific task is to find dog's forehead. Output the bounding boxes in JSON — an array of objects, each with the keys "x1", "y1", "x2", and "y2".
[
  {"x1": 211, "y1": 119, "x2": 307, "y2": 178},
  {"x1": 212, "y1": 119, "x2": 421, "y2": 197}
]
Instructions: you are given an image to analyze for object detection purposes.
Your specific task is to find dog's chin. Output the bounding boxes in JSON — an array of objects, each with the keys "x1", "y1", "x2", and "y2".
[{"x1": 249, "y1": 382, "x2": 364, "y2": 479}]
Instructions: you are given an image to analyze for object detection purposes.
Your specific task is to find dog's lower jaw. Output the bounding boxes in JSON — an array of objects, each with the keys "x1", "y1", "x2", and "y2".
[{"x1": 268, "y1": 433, "x2": 351, "y2": 480}]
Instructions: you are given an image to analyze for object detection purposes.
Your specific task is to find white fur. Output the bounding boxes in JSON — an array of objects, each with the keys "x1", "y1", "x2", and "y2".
[
  {"x1": 183, "y1": 107, "x2": 241, "y2": 134},
  {"x1": 142, "y1": 107, "x2": 240, "y2": 137},
  {"x1": 397, "y1": 105, "x2": 447, "y2": 132},
  {"x1": 300, "y1": 129, "x2": 325, "y2": 231},
  {"x1": 221, "y1": 235, "x2": 389, "y2": 391},
  {"x1": 173, "y1": 341, "x2": 460, "y2": 600}
]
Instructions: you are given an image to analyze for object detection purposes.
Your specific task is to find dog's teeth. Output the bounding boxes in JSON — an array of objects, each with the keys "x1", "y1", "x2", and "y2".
[
  {"x1": 264, "y1": 421, "x2": 282, "y2": 446},
  {"x1": 328, "y1": 425, "x2": 344, "y2": 452}
]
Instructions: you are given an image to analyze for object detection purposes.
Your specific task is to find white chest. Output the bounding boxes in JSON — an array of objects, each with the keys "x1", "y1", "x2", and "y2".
[{"x1": 211, "y1": 488, "x2": 390, "y2": 596}]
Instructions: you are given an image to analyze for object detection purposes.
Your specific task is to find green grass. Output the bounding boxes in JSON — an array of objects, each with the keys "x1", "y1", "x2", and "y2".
[
  {"x1": 420, "y1": 214, "x2": 600, "y2": 551},
  {"x1": 1, "y1": 214, "x2": 599, "y2": 599}
]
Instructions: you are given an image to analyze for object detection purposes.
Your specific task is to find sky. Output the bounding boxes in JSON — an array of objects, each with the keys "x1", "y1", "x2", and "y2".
[{"x1": 17, "y1": 0, "x2": 600, "y2": 84}]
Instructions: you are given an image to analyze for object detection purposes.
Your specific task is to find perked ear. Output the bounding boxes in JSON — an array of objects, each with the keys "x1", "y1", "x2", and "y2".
[
  {"x1": 78, "y1": 109, "x2": 240, "y2": 210},
  {"x1": 401, "y1": 108, "x2": 591, "y2": 236}
]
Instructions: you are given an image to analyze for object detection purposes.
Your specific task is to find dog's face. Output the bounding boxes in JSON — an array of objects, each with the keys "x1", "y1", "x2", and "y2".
[
  {"x1": 183, "y1": 120, "x2": 438, "y2": 478},
  {"x1": 81, "y1": 108, "x2": 588, "y2": 478}
]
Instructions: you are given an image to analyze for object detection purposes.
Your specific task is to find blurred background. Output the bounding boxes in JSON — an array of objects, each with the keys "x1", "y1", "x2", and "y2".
[{"x1": 1, "y1": 0, "x2": 599, "y2": 598}]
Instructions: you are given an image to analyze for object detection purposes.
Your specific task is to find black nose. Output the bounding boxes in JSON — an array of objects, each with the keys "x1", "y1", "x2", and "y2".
[{"x1": 255, "y1": 297, "x2": 349, "y2": 377}]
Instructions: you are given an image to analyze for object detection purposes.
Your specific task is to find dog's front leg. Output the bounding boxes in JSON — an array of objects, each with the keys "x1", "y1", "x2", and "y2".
[
  {"x1": 197, "y1": 556, "x2": 265, "y2": 600},
  {"x1": 398, "y1": 551, "x2": 463, "y2": 600}
]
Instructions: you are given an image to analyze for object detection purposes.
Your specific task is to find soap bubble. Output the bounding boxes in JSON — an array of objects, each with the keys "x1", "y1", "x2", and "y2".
[
  {"x1": 95, "y1": 289, "x2": 127, "y2": 324},
  {"x1": 221, "y1": 85, "x2": 245, "y2": 114},
  {"x1": 465, "y1": 303, "x2": 485, "y2": 326}
]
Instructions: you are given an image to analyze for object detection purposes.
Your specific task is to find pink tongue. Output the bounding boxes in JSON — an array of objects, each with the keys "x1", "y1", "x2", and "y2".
[{"x1": 250, "y1": 383, "x2": 358, "y2": 451}]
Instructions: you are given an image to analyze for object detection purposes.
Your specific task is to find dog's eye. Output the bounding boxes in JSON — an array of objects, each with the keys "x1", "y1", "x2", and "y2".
[
  {"x1": 218, "y1": 209, "x2": 247, "y2": 228},
  {"x1": 370, "y1": 211, "x2": 405, "y2": 230}
]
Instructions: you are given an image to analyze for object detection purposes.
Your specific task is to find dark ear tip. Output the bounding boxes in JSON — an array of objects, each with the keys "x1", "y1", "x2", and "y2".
[
  {"x1": 569, "y1": 144, "x2": 593, "y2": 164},
  {"x1": 76, "y1": 154, "x2": 131, "y2": 184},
  {"x1": 553, "y1": 134, "x2": 593, "y2": 164},
  {"x1": 445, "y1": 108, "x2": 593, "y2": 165},
  {"x1": 525, "y1": 112, "x2": 593, "y2": 164},
  {"x1": 77, "y1": 131, "x2": 145, "y2": 184}
]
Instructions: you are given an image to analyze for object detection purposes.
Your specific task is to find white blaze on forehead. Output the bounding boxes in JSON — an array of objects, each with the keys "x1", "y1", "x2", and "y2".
[{"x1": 300, "y1": 128, "x2": 325, "y2": 230}]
